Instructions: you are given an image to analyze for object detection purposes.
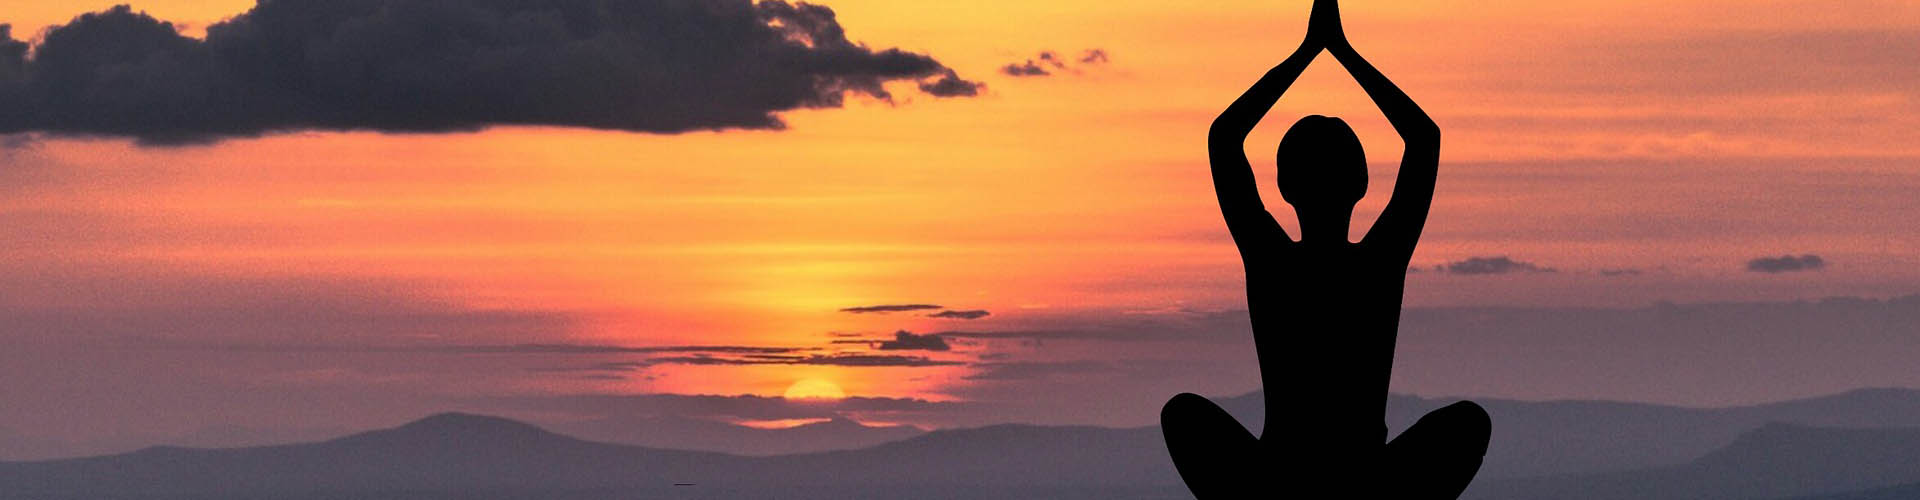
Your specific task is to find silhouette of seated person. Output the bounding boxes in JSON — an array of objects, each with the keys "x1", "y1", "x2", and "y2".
[{"x1": 1160, "y1": 1, "x2": 1490, "y2": 498}]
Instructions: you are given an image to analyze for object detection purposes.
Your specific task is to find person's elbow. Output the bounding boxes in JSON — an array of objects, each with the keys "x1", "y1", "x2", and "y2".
[
  {"x1": 1207, "y1": 118, "x2": 1248, "y2": 146},
  {"x1": 1404, "y1": 123, "x2": 1440, "y2": 147}
]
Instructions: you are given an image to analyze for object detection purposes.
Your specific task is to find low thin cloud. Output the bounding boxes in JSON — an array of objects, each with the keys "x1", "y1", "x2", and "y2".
[
  {"x1": 1441, "y1": 256, "x2": 1557, "y2": 275},
  {"x1": 649, "y1": 353, "x2": 962, "y2": 367},
  {"x1": 918, "y1": 69, "x2": 984, "y2": 97},
  {"x1": 876, "y1": 330, "x2": 951, "y2": 351},
  {"x1": 1001, "y1": 60, "x2": 1052, "y2": 77},
  {"x1": 0, "y1": 1, "x2": 980, "y2": 145},
  {"x1": 478, "y1": 392, "x2": 964, "y2": 422},
  {"x1": 1000, "y1": 49, "x2": 1110, "y2": 77},
  {"x1": 527, "y1": 362, "x2": 650, "y2": 374},
  {"x1": 1748, "y1": 254, "x2": 1825, "y2": 273},
  {"x1": 928, "y1": 309, "x2": 991, "y2": 320},
  {"x1": 963, "y1": 361, "x2": 1111, "y2": 381},
  {"x1": 149, "y1": 341, "x2": 812, "y2": 356},
  {"x1": 840, "y1": 304, "x2": 943, "y2": 314}
]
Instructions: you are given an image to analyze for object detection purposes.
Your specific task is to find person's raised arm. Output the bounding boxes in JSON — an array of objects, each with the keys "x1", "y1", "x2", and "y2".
[
  {"x1": 1314, "y1": 0, "x2": 1441, "y2": 257},
  {"x1": 1208, "y1": 41, "x2": 1319, "y2": 248}
]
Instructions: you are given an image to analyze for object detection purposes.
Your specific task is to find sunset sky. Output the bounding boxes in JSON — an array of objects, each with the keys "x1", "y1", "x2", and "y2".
[{"x1": 2, "y1": 0, "x2": 1918, "y2": 456}]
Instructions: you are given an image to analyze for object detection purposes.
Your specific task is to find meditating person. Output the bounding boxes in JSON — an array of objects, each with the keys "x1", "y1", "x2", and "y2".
[{"x1": 1160, "y1": 1, "x2": 1490, "y2": 498}]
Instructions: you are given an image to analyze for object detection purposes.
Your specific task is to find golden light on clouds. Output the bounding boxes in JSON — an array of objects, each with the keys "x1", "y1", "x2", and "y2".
[{"x1": 783, "y1": 379, "x2": 848, "y2": 401}]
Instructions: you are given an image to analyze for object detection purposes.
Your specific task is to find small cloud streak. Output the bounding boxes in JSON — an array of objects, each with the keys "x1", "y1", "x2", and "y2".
[
  {"x1": 1747, "y1": 254, "x2": 1825, "y2": 273},
  {"x1": 963, "y1": 361, "x2": 1110, "y2": 381},
  {"x1": 928, "y1": 309, "x2": 991, "y2": 320},
  {"x1": 876, "y1": 330, "x2": 951, "y2": 351},
  {"x1": 1441, "y1": 256, "x2": 1557, "y2": 275},
  {"x1": 1000, "y1": 49, "x2": 1110, "y2": 77},
  {"x1": 650, "y1": 353, "x2": 961, "y2": 367},
  {"x1": 840, "y1": 304, "x2": 943, "y2": 314}
]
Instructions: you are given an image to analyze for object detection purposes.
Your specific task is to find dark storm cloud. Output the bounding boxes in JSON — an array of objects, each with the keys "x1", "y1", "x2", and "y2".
[
  {"x1": 928, "y1": 309, "x2": 991, "y2": 320},
  {"x1": 0, "y1": 1, "x2": 980, "y2": 145},
  {"x1": 649, "y1": 353, "x2": 962, "y2": 367},
  {"x1": 0, "y1": 25, "x2": 23, "y2": 81},
  {"x1": 1441, "y1": 256, "x2": 1557, "y2": 275},
  {"x1": 875, "y1": 330, "x2": 951, "y2": 351},
  {"x1": 840, "y1": 304, "x2": 943, "y2": 314},
  {"x1": 1747, "y1": 254, "x2": 1825, "y2": 273}
]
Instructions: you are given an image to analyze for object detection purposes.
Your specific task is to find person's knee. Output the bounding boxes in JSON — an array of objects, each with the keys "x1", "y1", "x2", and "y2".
[
  {"x1": 1431, "y1": 401, "x2": 1491, "y2": 453},
  {"x1": 1162, "y1": 392, "x2": 1214, "y2": 424}
]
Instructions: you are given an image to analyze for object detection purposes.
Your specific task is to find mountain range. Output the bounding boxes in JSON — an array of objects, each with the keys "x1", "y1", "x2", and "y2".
[{"x1": 4, "y1": 388, "x2": 1920, "y2": 499}]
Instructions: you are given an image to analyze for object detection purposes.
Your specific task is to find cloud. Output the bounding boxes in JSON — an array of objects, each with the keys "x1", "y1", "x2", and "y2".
[
  {"x1": 876, "y1": 330, "x2": 951, "y2": 351},
  {"x1": 0, "y1": 1, "x2": 980, "y2": 145},
  {"x1": 1528, "y1": 29, "x2": 1920, "y2": 97},
  {"x1": 999, "y1": 49, "x2": 1109, "y2": 77},
  {"x1": 1393, "y1": 294, "x2": 1920, "y2": 406},
  {"x1": 917, "y1": 69, "x2": 983, "y2": 97},
  {"x1": 528, "y1": 361, "x2": 650, "y2": 374},
  {"x1": 478, "y1": 392, "x2": 963, "y2": 422},
  {"x1": 150, "y1": 341, "x2": 812, "y2": 356},
  {"x1": 1747, "y1": 254, "x2": 1826, "y2": 273},
  {"x1": 840, "y1": 304, "x2": 943, "y2": 314},
  {"x1": 0, "y1": 25, "x2": 22, "y2": 81},
  {"x1": 962, "y1": 361, "x2": 1111, "y2": 381},
  {"x1": 928, "y1": 309, "x2": 991, "y2": 320},
  {"x1": 927, "y1": 308, "x2": 1253, "y2": 343},
  {"x1": 649, "y1": 353, "x2": 962, "y2": 367},
  {"x1": 1441, "y1": 256, "x2": 1557, "y2": 275},
  {"x1": 1599, "y1": 268, "x2": 1645, "y2": 277},
  {"x1": 1001, "y1": 60, "x2": 1051, "y2": 77}
]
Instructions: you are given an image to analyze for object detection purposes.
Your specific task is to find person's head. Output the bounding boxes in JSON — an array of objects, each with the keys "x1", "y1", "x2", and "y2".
[{"x1": 1275, "y1": 115, "x2": 1367, "y2": 218}]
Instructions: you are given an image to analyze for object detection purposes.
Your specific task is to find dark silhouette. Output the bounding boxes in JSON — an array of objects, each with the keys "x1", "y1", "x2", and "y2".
[{"x1": 1162, "y1": 1, "x2": 1490, "y2": 498}]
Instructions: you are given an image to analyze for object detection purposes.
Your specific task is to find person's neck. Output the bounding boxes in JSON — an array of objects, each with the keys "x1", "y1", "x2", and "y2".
[{"x1": 1296, "y1": 209, "x2": 1354, "y2": 245}]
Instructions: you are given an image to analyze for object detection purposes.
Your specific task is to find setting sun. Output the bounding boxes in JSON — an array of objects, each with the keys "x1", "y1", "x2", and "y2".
[{"x1": 783, "y1": 379, "x2": 848, "y2": 401}]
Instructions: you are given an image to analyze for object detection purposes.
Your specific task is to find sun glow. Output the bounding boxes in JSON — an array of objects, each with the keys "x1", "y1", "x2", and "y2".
[{"x1": 782, "y1": 379, "x2": 848, "y2": 401}]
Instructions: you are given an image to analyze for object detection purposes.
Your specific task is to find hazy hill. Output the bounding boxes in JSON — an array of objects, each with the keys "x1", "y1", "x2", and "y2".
[
  {"x1": 1219, "y1": 387, "x2": 1920, "y2": 478},
  {"x1": 1792, "y1": 482, "x2": 1920, "y2": 500},
  {"x1": 7, "y1": 388, "x2": 1920, "y2": 499},
  {"x1": 1466, "y1": 424, "x2": 1920, "y2": 500},
  {"x1": 0, "y1": 413, "x2": 1185, "y2": 500},
  {"x1": 550, "y1": 415, "x2": 925, "y2": 456}
]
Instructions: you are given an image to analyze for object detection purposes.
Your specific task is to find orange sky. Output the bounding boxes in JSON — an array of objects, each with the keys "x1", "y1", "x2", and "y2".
[{"x1": 2, "y1": 0, "x2": 1918, "y2": 439}]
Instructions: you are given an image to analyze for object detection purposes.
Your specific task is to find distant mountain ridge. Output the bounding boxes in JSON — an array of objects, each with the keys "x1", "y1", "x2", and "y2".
[
  {"x1": 0, "y1": 413, "x2": 1186, "y2": 500},
  {"x1": 6, "y1": 388, "x2": 1920, "y2": 499},
  {"x1": 1466, "y1": 424, "x2": 1920, "y2": 500},
  {"x1": 1217, "y1": 387, "x2": 1920, "y2": 478},
  {"x1": 549, "y1": 414, "x2": 925, "y2": 456}
]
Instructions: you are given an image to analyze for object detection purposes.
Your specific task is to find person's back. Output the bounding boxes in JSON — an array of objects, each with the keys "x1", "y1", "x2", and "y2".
[{"x1": 1160, "y1": 1, "x2": 1491, "y2": 498}]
